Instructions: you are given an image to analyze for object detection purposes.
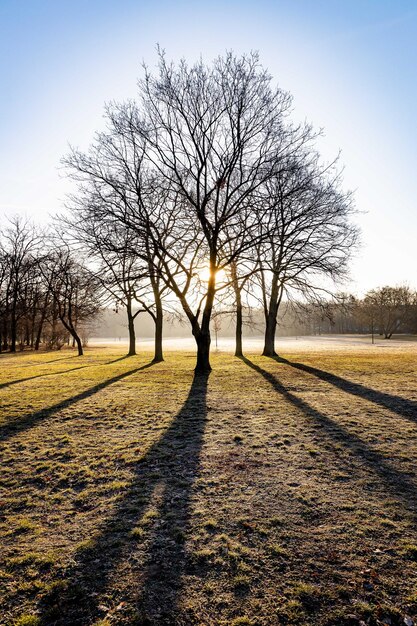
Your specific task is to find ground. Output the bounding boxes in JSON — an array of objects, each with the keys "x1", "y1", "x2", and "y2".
[{"x1": 1, "y1": 342, "x2": 417, "y2": 626}]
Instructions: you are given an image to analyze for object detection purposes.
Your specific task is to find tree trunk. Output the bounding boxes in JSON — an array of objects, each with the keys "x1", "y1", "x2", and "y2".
[
  {"x1": 34, "y1": 300, "x2": 48, "y2": 351},
  {"x1": 153, "y1": 297, "x2": 164, "y2": 363},
  {"x1": 34, "y1": 320, "x2": 44, "y2": 350},
  {"x1": 2, "y1": 316, "x2": 8, "y2": 351},
  {"x1": 148, "y1": 263, "x2": 164, "y2": 362},
  {"x1": 127, "y1": 307, "x2": 136, "y2": 356},
  {"x1": 59, "y1": 316, "x2": 83, "y2": 356},
  {"x1": 10, "y1": 315, "x2": 17, "y2": 353},
  {"x1": 262, "y1": 277, "x2": 282, "y2": 357},
  {"x1": 235, "y1": 290, "x2": 243, "y2": 357},
  {"x1": 195, "y1": 331, "x2": 212, "y2": 373},
  {"x1": 194, "y1": 267, "x2": 215, "y2": 373},
  {"x1": 74, "y1": 333, "x2": 83, "y2": 356},
  {"x1": 262, "y1": 314, "x2": 278, "y2": 356},
  {"x1": 230, "y1": 262, "x2": 243, "y2": 357}
]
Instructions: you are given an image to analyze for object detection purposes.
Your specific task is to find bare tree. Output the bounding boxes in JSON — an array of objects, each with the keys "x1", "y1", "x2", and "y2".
[
  {"x1": 211, "y1": 309, "x2": 223, "y2": 349},
  {"x1": 254, "y1": 158, "x2": 358, "y2": 356},
  {"x1": 63, "y1": 51, "x2": 358, "y2": 371},
  {"x1": 127, "y1": 51, "x2": 311, "y2": 372},
  {"x1": 61, "y1": 208, "x2": 158, "y2": 357},
  {"x1": 363, "y1": 285, "x2": 417, "y2": 339},
  {"x1": 41, "y1": 247, "x2": 101, "y2": 356},
  {"x1": 0, "y1": 217, "x2": 41, "y2": 352},
  {"x1": 0, "y1": 243, "x2": 8, "y2": 353},
  {"x1": 63, "y1": 114, "x2": 174, "y2": 362},
  {"x1": 227, "y1": 258, "x2": 259, "y2": 357}
]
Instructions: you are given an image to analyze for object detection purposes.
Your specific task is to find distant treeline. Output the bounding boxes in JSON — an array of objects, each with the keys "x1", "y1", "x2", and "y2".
[
  {"x1": 275, "y1": 290, "x2": 417, "y2": 338},
  {"x1": 0, "y1": 218, "x2": 101, "y2": 355},
  {"x1": 87, "y1": 288, "x2": 417, "y2": 342}
]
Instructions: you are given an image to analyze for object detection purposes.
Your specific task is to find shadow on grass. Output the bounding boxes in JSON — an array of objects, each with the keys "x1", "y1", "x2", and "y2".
[
  {"x1": 40, "y1": 372, "x2": 208, "y2": 625},
  {"x1": 0, "y1": 354, "x2": 133, "y2": 391},
  {"x1": 0, "y1": 354, "x2": 78, "y2": 367},
  {"x1": 276, "y1": 356, "x2": 417, "y2": 422},
  {"x1": 0, "y1": 361, "x2": 154, "y2": 443},
  {"x1": 241, "y1": 357, "x2": 417, "y2": 510},
  {"x1": 0, "y1": 366, "x2": 94, "y2": 390}
]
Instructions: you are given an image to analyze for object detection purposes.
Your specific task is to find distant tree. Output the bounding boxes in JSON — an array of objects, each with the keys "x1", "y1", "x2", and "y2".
[
  {"x1": 329, "y1": 293, "x2": 359, "y2": 334},
  {"x1": 41, "y1": 247, "x2": 102, "y2": 355},
  {"x1": 32, "y1": 273, "x2": 51, "y2": 351},
  {"x1": 61, "y1": 209, "x2": 162, "y2": 358},
  {"x1": 0, "y1": 244, "x2": 8, "y2": 353},
  {"x1": 363, "y1": 285, "x2": 417, "y2": 339},
  {"x1": 211, "y1": 310, "x2": 223, "y2": 349},
  {"x1": 0, "y1": 217, "x2": 40, "y2": 352}
]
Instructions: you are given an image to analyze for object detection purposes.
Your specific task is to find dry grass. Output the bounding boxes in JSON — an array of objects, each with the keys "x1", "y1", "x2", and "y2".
[{"x1": 1, "y1": 346, "x2": 417, "y2": 625}]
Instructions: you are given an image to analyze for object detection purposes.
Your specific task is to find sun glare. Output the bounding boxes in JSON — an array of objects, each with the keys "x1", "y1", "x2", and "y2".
[{"x1": 199, "y1": 266, "x2": 227, "y2": 284}]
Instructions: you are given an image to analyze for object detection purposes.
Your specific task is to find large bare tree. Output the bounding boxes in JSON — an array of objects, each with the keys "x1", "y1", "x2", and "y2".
[
  {"x1": 124, "y1": 51, "x2": 312, "y2": 371},
  {"x1": 64, "y1": 51, "x2": 357, "y2": 371}
]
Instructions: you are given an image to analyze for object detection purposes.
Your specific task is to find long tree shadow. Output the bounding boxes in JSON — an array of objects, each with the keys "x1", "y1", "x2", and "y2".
[
  {"x1": 0, "y1": 362, "x2": 154, "y2": 443},
  {"x1": 0, "y1": 365, "x2": 95, "y2": 390},
  {"x1": 275, "y1": 356, "x2": 417, "y2": 422},
  {"x1": 241, "y1": 357, "x2": 417, "y2": 515},
  {"x1": 40, "y1": 372, "x2": 209, "y2": 625},
  {"x1": 0, "y1": 354, "x2": 133, "y2": 390},
  {"x1": 11, "y1": 355, "x2": 78, "y2": 367}
]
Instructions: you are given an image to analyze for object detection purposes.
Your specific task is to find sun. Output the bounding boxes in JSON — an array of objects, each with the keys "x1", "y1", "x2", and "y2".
[{"x1": 198, "y1": 265, "x2": 228, "y2": 284}]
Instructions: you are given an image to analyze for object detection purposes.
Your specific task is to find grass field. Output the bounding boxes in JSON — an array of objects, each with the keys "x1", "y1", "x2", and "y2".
[{"x1": 1, "y1": 345, "x2": 417, "y2": 626}]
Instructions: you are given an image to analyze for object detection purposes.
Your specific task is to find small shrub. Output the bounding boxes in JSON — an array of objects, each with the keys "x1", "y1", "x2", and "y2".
[
  {"x1": 6, "y1": 552, "x2": 54, "y2": 571},
  {"x1": 13, "y1": 517, "x2": 37, "y2": 534},
  {"x1": 291, "y1": 582, "x2": 322, "y2": 609},
  {"x1": 139, "y1": 509, "x2": 159, "y2": 526}
]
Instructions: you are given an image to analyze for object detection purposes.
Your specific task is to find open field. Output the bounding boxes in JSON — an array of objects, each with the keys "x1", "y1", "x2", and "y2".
[
  {"x1": 1, "y1": 345, "x2": 417, "y2": 626},
  {"x1": 89, "y1": 334, "x2": 417, "y2": 353}
]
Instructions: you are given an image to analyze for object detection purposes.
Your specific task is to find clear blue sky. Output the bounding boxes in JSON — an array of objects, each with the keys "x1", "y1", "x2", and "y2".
[{"x1": 1, "y1": 0, "x2": 416, "y2": 294}]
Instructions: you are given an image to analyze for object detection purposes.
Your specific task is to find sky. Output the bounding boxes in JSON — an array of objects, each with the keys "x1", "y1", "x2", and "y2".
[{"x1": 1, "y1": 0, "x2": 416, "y2": 295}]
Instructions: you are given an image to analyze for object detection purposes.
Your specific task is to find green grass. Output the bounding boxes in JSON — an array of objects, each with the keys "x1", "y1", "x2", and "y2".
[{"x1": 1, "y1": 346, "x2": 417, "y2": 625}]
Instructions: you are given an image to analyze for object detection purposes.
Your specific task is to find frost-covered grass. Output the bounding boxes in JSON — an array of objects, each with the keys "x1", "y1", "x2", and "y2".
[{"x1": 1, "y1": 346, "x2": 417, "y2": 625}]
